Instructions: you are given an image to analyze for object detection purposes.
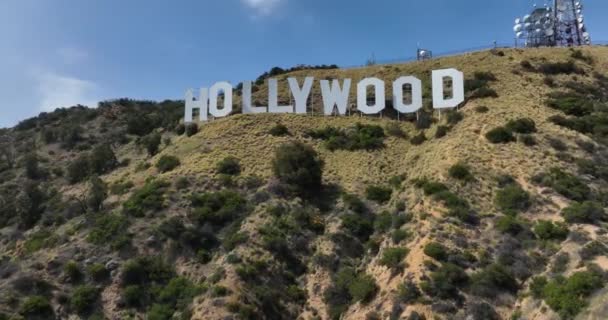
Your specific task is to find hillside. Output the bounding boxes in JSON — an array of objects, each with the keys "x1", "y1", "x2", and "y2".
[{"x1": 1, "y1": 46, "x2": 608, "y2": 320}]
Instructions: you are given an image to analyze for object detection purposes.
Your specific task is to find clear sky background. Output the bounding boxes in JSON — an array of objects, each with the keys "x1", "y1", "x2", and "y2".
[{"x1": 1, "y1": 0, "x2": 607, "y2": 128}]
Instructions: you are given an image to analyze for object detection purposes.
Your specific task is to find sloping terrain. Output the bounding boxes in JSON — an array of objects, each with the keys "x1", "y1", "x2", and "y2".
[{"x1": 1, "y1": 46, "x2": 608, "y2": 320}]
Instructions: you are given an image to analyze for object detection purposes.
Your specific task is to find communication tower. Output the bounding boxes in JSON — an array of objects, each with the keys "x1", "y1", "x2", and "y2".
[{"x1": 513, "y1": 1, "x2": 590, "y2": 47}]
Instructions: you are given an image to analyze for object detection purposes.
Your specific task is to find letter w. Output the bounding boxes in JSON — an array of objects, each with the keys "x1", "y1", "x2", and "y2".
[{"x1": 320, "y1": 79, "x2": 351, "y2": 115}]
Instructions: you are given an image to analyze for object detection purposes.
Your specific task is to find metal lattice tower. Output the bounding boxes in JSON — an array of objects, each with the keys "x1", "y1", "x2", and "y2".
[{"x1": 513, "y1": 1, "x2": 590, "y2": 47}]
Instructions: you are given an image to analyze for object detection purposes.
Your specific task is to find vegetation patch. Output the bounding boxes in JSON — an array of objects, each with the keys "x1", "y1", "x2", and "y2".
[
  {"x1": 123, "y1": 180, "x2": 169, "y2": 217},
  {"x1": 307, "y1": 123, "x2": 385, "y2": 151},
  {"x1": 156, "y1": 155, "x2": 180, "y2": 173},
  {"x1": 532, "y1": 168, "x2": 590, "y2": 201}
]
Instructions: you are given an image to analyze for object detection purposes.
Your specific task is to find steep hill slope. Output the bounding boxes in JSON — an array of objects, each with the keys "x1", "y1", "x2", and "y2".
[{"x1": 1, "y1": 46, "x2": 608, "y2": 320}]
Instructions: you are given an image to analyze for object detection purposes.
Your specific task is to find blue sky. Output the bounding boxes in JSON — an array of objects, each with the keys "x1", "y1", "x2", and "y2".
[{"x1": 1, "y1": 0, "x2": 607, "y2": 128}]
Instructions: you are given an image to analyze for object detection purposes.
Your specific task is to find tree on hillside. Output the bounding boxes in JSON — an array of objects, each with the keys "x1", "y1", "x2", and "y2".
[
  {"x1": 16, "y1": 182, "x2": 46, "y2": 229},
  {"x1": 87, "y1": 176, "x2": 108, "y2": 212},
  {"x1": 89, "y1": 144, "x2": 118, "y2": 175},
  {"x1": 272, "y1": 141, "x2": 323, "y2": 199}
]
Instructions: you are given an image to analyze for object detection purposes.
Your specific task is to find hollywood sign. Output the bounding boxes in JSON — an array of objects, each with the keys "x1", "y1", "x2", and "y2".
[{"x1": 184, "y1": 68, "x2": 464, "y2": 122}]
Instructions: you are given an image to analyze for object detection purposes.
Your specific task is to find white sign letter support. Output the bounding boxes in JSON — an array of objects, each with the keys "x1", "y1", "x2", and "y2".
[
  {"x1": 288, "y1": 77, "x2": 314, "y2": 114},
  {"x1": 393, "y1": 76, "x2": 423, "y2": 114},
  {"x1": 357, "y1": 77, "x2": 385, "y2": 114},
  {"x1": 432, "y1": 68, "x2": 465, "y2": 109},
  {"x1": 185, "y1": 88, "x2": 209, "y2": 122},
  {"x1": 209, "y1": 82, "x2": 233, "y2": 118},
  {"x1": 242, "y1": 81, "x2": 267, "y2": 114},
  {"x1": 268, "y1": 79, "x2": 294, "y2": 113}
]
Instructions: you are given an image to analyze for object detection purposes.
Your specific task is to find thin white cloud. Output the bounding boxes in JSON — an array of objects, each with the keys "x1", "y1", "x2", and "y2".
[
  {"x1": 36, "y1": 72, "x2": 99, "y2": 112},
  {"x1": 242, "y1": 0, "x2": 283, "y2": 16},
  {"x1": 56, "y1": 46, "x2": 89, "y2": 64}
]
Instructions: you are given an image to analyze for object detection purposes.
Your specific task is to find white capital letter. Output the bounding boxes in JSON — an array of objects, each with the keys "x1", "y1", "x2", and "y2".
[
  {"x1": 393, "y1": 76, "x2": 422, "y2": 113},
  {"x1": 432, "y1": 68, "x2": 465, "y2": 109},
  {"x1": 209, "y1": 82, "x2": 233, "y2": 118},
  {"x1": 268, "y1": 79, "x2": 294, "y2": 113},
  {"x1": 320, "y1": 79, "x2": 351, "y2": 115},
  {"x1": 242, "y1": 81, "x2": 267, "y2": 114},
  {"x1": 288, "y1": 77, "x2": 314, "y2": 114},
  {"x1": 357, "y1": 77, "x2": 385, "y2": 114},
  {"x1": 185, "y1": 88, "x2": 208, "y2": 122}
]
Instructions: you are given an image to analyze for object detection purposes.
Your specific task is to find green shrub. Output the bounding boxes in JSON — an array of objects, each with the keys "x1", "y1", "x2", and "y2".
[
  {"x1": 486, "y1": 127, "x2": 515, "y2": 143},
  {"x1": 534, "y1": 220, "x2": 569, "y2": 240},
  {"x1": 474, "y1": 105, "x2": 489, "y2": 113},
  {"x1": 446, "y1": 110, "x2": 464, "y2": 125},
  {"x1": 67, "y1": 154, "x2": 91, "y2": 184},
  {"x1": 506, "y1": 118, "x2": 536, "y2": 134},
  {"x1": 341, "y1": 213, "x2": 374, "y2": 241},
  {"x1": 520, "y1": 60, "x2": 534, "y2": 71},
  {"x1": 397, "y1": 280, "x2": 421, "y2": 303},
  {"x1": 308, "y1": 123, "x2": 385, "y2": 151},
  {"x1": 269, "y1": 123, "x2": 290, "y2": 136},
  {"x1": 385, "y1": 122, "x2": 406, "y2": 138},
  {"x1": 110, "y1": 181, "x2": 134, "y2": 195},
  {"x1": 87, "y1": 264, "x2": 109, "y2": 282},
  {"x1": 185, "y1": 123, "x2": 198, "y2": 137},
  {"x1": 216, "y1": 157, "x2": 241, "y2": 175},
  {"x1": 469, "y1": 264, "x2": 518, "y2": 298},
  {"x1": 64, "y1": 260, "x2": 83, "y2": 283},
  {"x1": 542, "y1": 271, "x2": 603, "y2": 318},
  {"x1": 348, "y1": 274, "x2": 378, "y2": 303},
  {"x1": 534, "y1": 168, "x2": 590, "y2": 201},
  {"x1": 365, "y1": 185, "x2": 392, "y2": 204},
  {"x1": 142, "y1": 132, "x2": 162, "y2": 156},
  {"x1": 70, "y1": 285, "x2": 99, "y2": 314},
  {"x1": 423, "y1": 242, "x2": 448, "y2": 261},
  {"x1": 373, "y1": 211, "x2": 392, "y2": 233},
  {"x1": 175, "y1": 123, "x2": 185, "y2": 135},
  {"x1": 156, "y1": 155, "x2": 180, "y2": 173},
  {"x1": 147, "y1": 304, "x2": 174, "y2": 320},
  {"x1": 272, "y1": 141, "x2": 323, "y2": 199},
  {"x1": 496, "y1": 215, "x2": 524, "y2": 235},
  {"x1": 537, "y1": 61, "x2": 582, "y2": 75},
  {"x1": 123, "y1": 180, "x2": 169, "y2": 217},
  {"x1": 24, "y1": 230, "x2": 58, "y2": 254},
  {"x1": 89, "y1": 143, "x2": 118, "y2": 175},
  {"x1": 471, "y1": 87, "x2": 498, "y2": 99},
  {"x1": 379, "y1": 247, "x2": 409, "y2": 270},
  {"x1": 545, "y1": 92, "x2": 594, "y2": 116},
  {"x1": 494, "y1": 184, "x2": 530, "y2": 213},
  {"x1": 435, "y1": 125, "x2": 449, "y2": 138},
  {"x1": 19, "y1": 296, "x2": 54, "y2": 318},
  {"x1": 391, "y1": 229, "x2": 409, "y2": 243},
  {"x1": 87, "y1": 213, "x2": 130, "y2": 249},
  {"x1": 448, "y1": 163, "x2": 473, "y2": 181},
  {"x1": 422, "y1": 263, "x2": 468, "y2": 299},
  {"x1": 409, "y1": 132, "x2": 426, "y2": 145},
  {"x1": 190, "y1": 190, "x2": 246, "y2": 228},
  {"x1": 87, "y1": 175, "x2": 107, "y2": 212},
  {"x1": 343, "y1": 193, "x2": 366, "y2": 214},
  {"x1": 530, "y1": 276, "x2": 548, "y2": 299}
]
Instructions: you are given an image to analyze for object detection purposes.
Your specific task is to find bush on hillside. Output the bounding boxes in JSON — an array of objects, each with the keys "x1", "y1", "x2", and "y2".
[
  {"x1": 70, "y1": 285, "x2": 99, "y2": 314},
  {"x1": 185, "y1": 123, "x2": 198, "y2": 137},
  {"x1": 486, "y1": 126, "x2": 515, "y2": 144},
  {"x1": 496, "y1": 215, "x2": 524, "y2": 235},
  {"x1": 156, "y1": 155, "x2": 180, "y2": 173},
  {"x1": 385, "y1": 122, "x2": 406, "y2": 138},
  {"x1": 494, "y1": 184, "x2": 530, "y2": 214},
  {"x1": 341, "y1": 213, "x2": 374, "y2": 242},
  {"x1": 424, "y1": 242, "x2": 449, "y2": 262},
  {"x1": 190, "y1": 190, "x2": 247, "y2": 228},
  {"x1": 409, "y1": 132, "x2": 426, "y2": 145},
  {"x1": 269, "y1": 123, "x2": 290, "y2": 136},
  {"x1": 435, "y1": 125, "x2": 449, "y2": 138},
  {"x1": 272, "y1": 141, "x2": 323, "y2": 199},
  {"x1": 506, "y1": 118, "x2": 537, "y2": 134},
  {"x1": 469, "y1": 264, "x2": 518, "y2": 298},
  {"x1": 89, "y1": 143, "x2": 118, "y2": 175},
  {"x1": 446, "y1": 110, "x2": 464, "y2": 125},
  {"x1": 308, "y1": 123, "x2": 386, "y2": 151},
  {"x1": 537, "y1": 61, "x2": 582, "y2": 75},
  {"x1": 561, "y1": 201, "x2": 605, "y2": 224},
  {"x1": 534, "y1": 220, "x2": 569, "y2": 240},
  {"x1": 519, "y1": 134, "x2": 537, "y2": 146},
  {"x1": 421, "y1": 263, "x2": 468, "y2": 300},
  {"x1": 348, "y1": 274, "x2": 378, "y2": 303},
  {"x1": 123, "y1": 180, "x2": 169, "y2": 217},
  {"x1": 379, "y1": 247, "x2": 409, "y2": 270},
  {"x1": 533, "y1": 168, "x2": 590, "y2": 201},
  {"x1": 448, "y1": 163, "x2": 474, "y2": 181},
  {"x1": 19, "y1": 296, "x2": 54, "y2": 318},
  {"x1": 365, "y1": 185, "x2": 392, "y2": 204},
  {"x1": 216, "y1": 157, "x2": 241, "y2": 175},
  {"x1": 87, "y1": 175, "x2": 108, "y2": 212},
  {"x1": 541, "y1": 271, "x2": 603, "y2": 318},
  {"x1": 67, "y1": 154, "x2": 91, "y2": 184},
  {"x1": 141, "y1": 133, "x2": 162, "y2": 156}
]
